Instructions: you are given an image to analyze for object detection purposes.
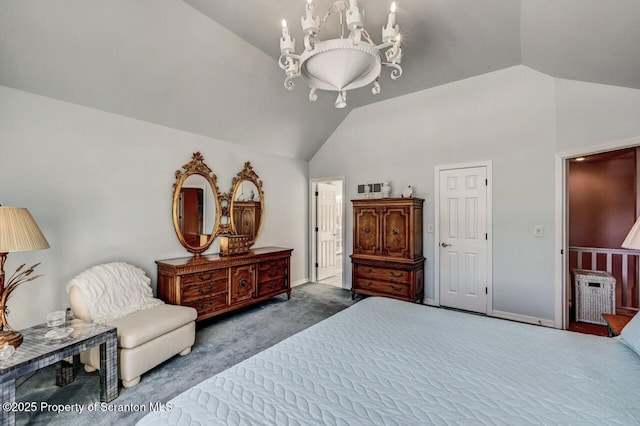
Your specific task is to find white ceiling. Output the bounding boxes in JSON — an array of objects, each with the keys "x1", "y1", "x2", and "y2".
[{"x1": 0, "y1": 0, "x2": 638, "y2": 161}]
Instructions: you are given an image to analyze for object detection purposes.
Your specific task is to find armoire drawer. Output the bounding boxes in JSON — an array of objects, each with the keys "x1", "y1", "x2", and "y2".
[
  {"x1": 354, "y1": 278, "x2": 409, "y2": 298},
  {"x1": 355, "y1": 265, "x2": 410, "y2": 284}
]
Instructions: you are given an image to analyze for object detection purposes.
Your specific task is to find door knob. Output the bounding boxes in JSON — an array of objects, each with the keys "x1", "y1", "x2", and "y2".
[{"x1": 440, "y1": 242, "x2": 452, "y2": 247}]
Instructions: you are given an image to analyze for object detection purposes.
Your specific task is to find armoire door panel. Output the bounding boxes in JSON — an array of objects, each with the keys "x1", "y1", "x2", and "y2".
[
  {"x1": 354, "y1": 207, "x2": 381, "y2": 255},
  {"x1": 382, "y1": 207, "x2": 410, "y2": 258}
]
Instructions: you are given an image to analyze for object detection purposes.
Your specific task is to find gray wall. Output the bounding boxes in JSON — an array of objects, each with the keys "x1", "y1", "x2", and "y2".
[
  {"x1": 310, "y1": 65, "x2": 640, "y2": 322},
  {"x1": 0, "y1": 85, "x2": 309, "y2": 329}
]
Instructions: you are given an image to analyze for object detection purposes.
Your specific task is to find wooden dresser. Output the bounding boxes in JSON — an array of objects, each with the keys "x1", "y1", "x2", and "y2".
[
  {"x1": 156, "y1": 247, "x2": 292, "y2": 321},
  {"x1": 351, "y1": 198, "x2": 424, "y2": 303}
]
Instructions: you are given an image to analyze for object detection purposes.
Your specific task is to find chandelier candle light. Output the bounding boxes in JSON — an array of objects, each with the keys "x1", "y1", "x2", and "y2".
[{"x1": 279, "y1": 0, "x2": 403, "y2": 108}]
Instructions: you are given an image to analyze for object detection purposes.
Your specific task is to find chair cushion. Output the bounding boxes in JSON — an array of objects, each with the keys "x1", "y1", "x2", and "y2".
[{"x1": 106, "y1": 304, "x2": 197, "y2": 349}]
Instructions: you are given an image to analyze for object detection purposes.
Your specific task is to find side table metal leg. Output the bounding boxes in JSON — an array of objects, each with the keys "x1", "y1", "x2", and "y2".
[
  {"x1": 99, "y1": 334, "x2": 119, "y2": 403},
  {"x1": 0, "y1": 378, "x2": 16, "y2": 426}
]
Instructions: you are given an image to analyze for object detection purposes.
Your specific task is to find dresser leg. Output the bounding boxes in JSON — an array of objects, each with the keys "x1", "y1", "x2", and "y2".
[{"x1": 351, "y1": 290, "x2": 355, "y2": 300}]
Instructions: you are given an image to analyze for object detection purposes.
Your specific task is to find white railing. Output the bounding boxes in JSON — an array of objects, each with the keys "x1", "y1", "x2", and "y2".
[{"x1": 570, "y1": 246, "x2": 640, "y2": 311}]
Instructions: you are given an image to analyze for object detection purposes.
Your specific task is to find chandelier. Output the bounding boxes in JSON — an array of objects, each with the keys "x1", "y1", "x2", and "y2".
[{"x1": 279, "y1": 0, "x2": 403, "y2": 108}]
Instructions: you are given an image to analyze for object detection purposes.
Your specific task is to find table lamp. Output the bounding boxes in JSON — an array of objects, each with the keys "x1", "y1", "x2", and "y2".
[
  {"x1": 622, "y1": 216, "x2": 640, "y2": 250},
  {"x1": 0, "y1": 207, "x2": 50, "y2": 348}
]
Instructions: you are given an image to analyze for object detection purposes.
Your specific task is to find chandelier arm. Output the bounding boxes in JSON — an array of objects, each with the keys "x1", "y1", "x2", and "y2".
[
  {"x1": 284, "y1": 73, "x2": 300, "y2": 90},
  {"x1": 278, "y1": 54, "x2": 288, "y2": 70},
  {"x1": 375, "y1": 41, "x2": 395, "y2": 51},
  {"x1": 382, "y1": 62, "x2": 403, "y2": 80},
  {"x1": 279, "y1": 53, "x2": 301, "y2": 68}
]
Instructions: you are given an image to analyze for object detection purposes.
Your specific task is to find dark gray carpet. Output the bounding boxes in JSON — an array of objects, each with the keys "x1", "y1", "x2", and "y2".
[{"x1": 15, "y1": 283, "x2": 360, "y2": 425}]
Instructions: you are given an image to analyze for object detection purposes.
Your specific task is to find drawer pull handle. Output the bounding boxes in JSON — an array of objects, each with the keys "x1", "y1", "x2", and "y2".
[
  {"x1": 240, "y1": 279, "x2": 247, "y2": 287},
  {"x1": 390, "y1": 272, "x2": 404, "y2": 277},
  {"x1": 392, "y1": 228, "x2": 399, "y2": 235},
  {"x1": 391, "y1": 285, "x2": 402, "y2": 291},
  {"x1": 198, "y1": 285, "x2": 215, "y2": 294},
  {"x1": 364, "y1": 228, "x2": 371, "y2": 234},
  {"x1": 198, "y1": 273, "x2": 213, "y2": 281}
]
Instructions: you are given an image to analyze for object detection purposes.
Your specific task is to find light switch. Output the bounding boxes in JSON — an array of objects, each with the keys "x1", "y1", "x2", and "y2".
[
  {"x1": 534, "y1": 225, "x2": 544, "y2": 237},
  {"x1": 427, "y1": 224, "x2": 434, "y2": 233}
]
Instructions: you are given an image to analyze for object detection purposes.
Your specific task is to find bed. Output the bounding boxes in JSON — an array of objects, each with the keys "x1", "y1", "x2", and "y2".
[{"x1": 138, "y1": 297, "x2": 640, "y2": 425}]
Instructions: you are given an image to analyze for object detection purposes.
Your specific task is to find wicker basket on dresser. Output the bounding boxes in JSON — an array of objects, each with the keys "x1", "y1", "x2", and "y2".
[
  {"x1": 350, "y1": 198, "x2": 425, "y2": 303},
  {"x1": 156, "y1": 247, "x2": 292, "y2": 321}
]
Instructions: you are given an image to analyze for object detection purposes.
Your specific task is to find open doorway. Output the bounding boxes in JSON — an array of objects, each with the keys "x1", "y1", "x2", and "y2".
[
  {"x1": 557, "y1": 139, "x2": 640, "y2": 332},
  {"x1": 310, "y1": 178, "x2": 345, "y2": 288},
  {"x1": 567, "y1": 148, "x2": 638, "y2": 335}
]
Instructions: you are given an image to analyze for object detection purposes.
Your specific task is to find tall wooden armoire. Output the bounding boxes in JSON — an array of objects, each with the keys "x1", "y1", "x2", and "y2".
[{"x1": 350, "y1": 197, "x2": 424, "y2": 303}]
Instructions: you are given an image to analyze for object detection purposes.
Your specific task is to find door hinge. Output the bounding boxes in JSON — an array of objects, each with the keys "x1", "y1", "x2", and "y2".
[
  {"x1": 485, "y1": 233, "x2": 488, "y2": 240},
  {"x1": 315, "y1": 262, "x2": 319, "y2": 268},
  {"x1": 561, "y1": 249, "x2": 564, "y2": 255},
  {"x1": 315, "y1": 227, "x2": 319, "y2": 232},
  {"x1": 485, "y1": 287, "x2": 488, "y2": 295},
  {"x1": 485, "y1": 179, "x2": 488, "y2": 186},
  {"x1": 315, "y1": 191, "x2": 319, "y2": 196}
]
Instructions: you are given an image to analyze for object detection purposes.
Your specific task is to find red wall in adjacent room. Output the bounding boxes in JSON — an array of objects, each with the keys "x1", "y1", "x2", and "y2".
[{"x1": 569, "y1": 149, "x2": 636, "y2": 249}]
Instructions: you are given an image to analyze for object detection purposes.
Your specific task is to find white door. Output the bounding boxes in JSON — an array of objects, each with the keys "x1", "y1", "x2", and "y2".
[
  {"x1": 439, "y1": 166, "x2": 488, "y2": 313},
  {"x1": 317, "y1": 182, "x2": 338, "y2": 281}
]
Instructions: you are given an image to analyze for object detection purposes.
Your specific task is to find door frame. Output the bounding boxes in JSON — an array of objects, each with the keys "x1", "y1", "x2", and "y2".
[
  {"x1": 309, "y1": 177, "x2": 346, "y2": 287},
  {"x1": 554, "y1": 136, "x2": 640, "y2": 329},
  {"x1": 434, "y1": 160, "x2": 493, "y2": 314}
]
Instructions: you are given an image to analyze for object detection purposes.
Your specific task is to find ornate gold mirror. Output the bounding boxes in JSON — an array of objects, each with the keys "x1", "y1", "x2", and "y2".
[
  {"x1": 173, "y1": 152, "x2": 222, "y2": 255},
  {"x1": 230, "y1": 162, "x2": 264, "y2": 246}
]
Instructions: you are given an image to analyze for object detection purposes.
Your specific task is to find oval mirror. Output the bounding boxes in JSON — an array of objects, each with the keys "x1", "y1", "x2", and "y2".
[
  {"x1": 172, "y1": 152, "x2": 222, "y2": 255},
  {"x1": 230, "y1": 162, "x2": 264, "y2": 247}
]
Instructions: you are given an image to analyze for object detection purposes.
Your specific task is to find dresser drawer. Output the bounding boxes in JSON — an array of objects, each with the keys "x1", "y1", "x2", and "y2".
[
  {"x1": 182, "y1": 279, "x2": 227, "y2": 302},
  {"x1": 354, "y1": 278, "x2": 409, "y2": 298},
  {"x1": 355, "y1": 265, "x2": 410, "y2": 284},
  {"x1": 183, "y1": 293, "x2": 228, "y2": 317},
  {"x1": 258, "y1": 277, "x2": 287, "y2": 297},
  {"x1": 258, "y1": 263, "x2": 287, "y2": 283},
  {"x1": 182, "y1": 269, "x2": 227, "y2": 285}
]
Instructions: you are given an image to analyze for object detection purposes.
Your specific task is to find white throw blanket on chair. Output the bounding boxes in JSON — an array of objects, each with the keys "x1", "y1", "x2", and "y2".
[{"x1": 66, "y1": 262, "x2": 164, "y2": 323}]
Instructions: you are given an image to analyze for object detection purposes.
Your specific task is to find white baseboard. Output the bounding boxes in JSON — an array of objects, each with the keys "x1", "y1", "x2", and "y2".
[
  {"x1": 291, "y1": 278, "x2": 309, "y2": 287},
  {"x1": 491, "y1": 310, "x2": 555, "y2": 328}
]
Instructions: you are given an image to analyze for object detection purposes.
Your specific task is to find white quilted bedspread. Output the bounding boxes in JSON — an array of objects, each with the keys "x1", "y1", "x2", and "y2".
[{"x1": 138, "y1": 297, "x2": 640, "y2": 425}]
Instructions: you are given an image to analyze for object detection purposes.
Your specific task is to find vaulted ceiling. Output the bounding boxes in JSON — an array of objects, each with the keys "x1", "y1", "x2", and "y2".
[{"x1": 1, "y1": 0, "x2": 638, "y2": 160}]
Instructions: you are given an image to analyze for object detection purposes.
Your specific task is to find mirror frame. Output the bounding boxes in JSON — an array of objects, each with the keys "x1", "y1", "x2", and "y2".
[
  {"x1": 229, "y1": 161, "x2": 265, "y2": 247},
  {"x1": 172, "y1": 152, "x2": 222, "y2": 256}
]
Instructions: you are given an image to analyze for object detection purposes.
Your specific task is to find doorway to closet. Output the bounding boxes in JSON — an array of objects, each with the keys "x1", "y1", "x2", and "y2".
[{"x1": 565, "y1": 147, "x2": 640, "y2": 335}]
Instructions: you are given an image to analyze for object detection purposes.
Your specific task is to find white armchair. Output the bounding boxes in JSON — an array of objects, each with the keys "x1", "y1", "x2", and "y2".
[{"x1": 67, "y1": 262, "x2": 197, "y2": 388}]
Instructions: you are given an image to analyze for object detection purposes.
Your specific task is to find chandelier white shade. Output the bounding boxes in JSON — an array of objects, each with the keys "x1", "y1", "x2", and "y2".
[{"x1": 279, "y1": 0, "x2": 403, "y2": 108}]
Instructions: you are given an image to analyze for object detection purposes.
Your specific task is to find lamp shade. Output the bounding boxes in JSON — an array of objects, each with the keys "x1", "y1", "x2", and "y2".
[
  {"x1": 0, "y1": 207, "x2": 50, "y2": 253},
  {"x1": 622, "y1": 216, "x2": 640, "y2": 250}
]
